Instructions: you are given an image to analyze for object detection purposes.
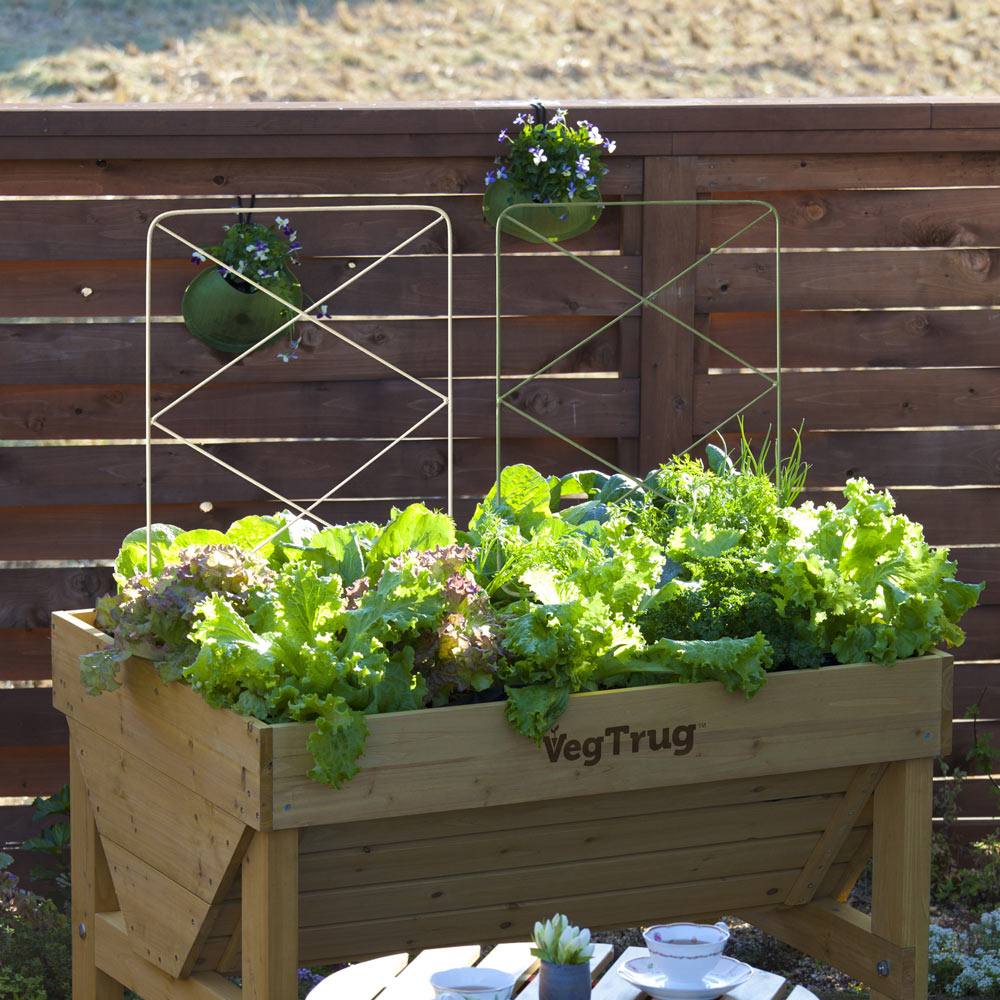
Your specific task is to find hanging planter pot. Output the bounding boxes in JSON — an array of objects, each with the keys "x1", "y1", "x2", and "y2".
[
  {"x1": 483, "y1": 179, "x2": 603, "y2": 244},
  {"x1": 181, "y1": 266, "x2": 302, "y2": 355},
  {"x1": 482, "y1": 106, "x2": 614, "y2": 244}
]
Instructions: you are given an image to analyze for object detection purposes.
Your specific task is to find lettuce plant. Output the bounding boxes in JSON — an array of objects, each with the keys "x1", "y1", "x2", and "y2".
[{"x1": 81, "y1": 448, "x2": 984, "y2": 789}]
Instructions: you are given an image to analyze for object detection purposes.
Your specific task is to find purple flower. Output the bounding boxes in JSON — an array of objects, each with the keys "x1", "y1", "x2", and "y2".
[
  {"x1": 190, "y1": 249, "x2": 206, "y2": 263},
  {"x1": 498, "y1": 127, "x2": 508, "y2": 142},
  {"x1": 529, "y1": 146, "x2": 548, "y2": 165}
]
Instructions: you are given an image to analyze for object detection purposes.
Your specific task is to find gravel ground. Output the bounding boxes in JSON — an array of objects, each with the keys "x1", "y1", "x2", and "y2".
[{"x1": 3, "y1": 0, "x2": 1000, "y2": 103}]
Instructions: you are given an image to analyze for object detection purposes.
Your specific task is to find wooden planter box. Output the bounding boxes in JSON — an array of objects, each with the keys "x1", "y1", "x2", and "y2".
[{"x1": 53, "y1": 608, "x2": 952, "y2": 1000}]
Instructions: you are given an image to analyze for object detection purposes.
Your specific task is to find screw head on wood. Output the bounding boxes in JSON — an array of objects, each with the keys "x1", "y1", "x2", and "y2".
[
  {"x1": 78, "y1": 922, "x2": 87, "y2": 939},
  {"x1": 877, "y1": 961, "x2": 890, "y2": 977}
]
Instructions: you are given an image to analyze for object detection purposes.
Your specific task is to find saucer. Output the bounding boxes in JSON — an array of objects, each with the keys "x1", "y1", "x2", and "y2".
[{"x1": 618, "y1": 955, "x2": 754, "y2": 999}]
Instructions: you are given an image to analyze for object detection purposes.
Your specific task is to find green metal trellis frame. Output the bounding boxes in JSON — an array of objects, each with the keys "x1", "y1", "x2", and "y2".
[{"x1": 495, "y1": 198, "x2": 782, "y2": 499}]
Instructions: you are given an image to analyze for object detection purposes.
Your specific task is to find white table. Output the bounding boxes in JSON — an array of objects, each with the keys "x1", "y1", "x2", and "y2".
[{"x1": 305, "y1": 942, "x2": 820, "y2": 1000}]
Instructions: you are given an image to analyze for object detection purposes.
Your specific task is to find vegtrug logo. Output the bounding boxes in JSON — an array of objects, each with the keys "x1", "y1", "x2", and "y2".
[{"x1": 543, "y1": 722, "x2": 696, "y2": 767}]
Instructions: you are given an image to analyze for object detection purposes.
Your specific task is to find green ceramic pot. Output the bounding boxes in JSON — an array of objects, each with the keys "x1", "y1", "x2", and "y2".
[
  {"x1": 181, "y1": 266, "x2": 302, "y2": 355},
  {"x1": 483, "y1": 179, "x2": 602, "y2": 244}
]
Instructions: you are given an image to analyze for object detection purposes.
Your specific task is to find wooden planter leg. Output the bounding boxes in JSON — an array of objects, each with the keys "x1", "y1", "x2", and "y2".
[
  {"x1": 870, "y1": 758, "x2": 932, "y2": 1000},
  {"x1": 239, "y1": 829, "x2": 299, "y2": 1000},
  {"x1": 69, "y1": 735, "x2": 123, "y2": 1000}
]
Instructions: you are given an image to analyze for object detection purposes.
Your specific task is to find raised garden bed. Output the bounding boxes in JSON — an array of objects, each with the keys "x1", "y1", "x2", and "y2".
[{"x1": 53, "y1": 607, "x2": 951, "y2": 1000}]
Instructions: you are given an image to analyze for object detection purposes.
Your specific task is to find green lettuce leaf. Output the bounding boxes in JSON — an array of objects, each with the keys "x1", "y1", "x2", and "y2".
[
  {"x1": 601, "y1": 633, "x2": 772, "y2": 697},
  {"x1": 113, "y1": 523, "x2": 184, "y2": 585},
  {"x1": 298, "y1": 695, "x2": 370, "y2": 789},
  {"x1": 295, "y1": 525, "x2": 369, "y2": 585},
  {"x1": 365, "y1": 504, "x2": 455, "y2": 582},
  {"x1": 504, "y1": 680, "x2": 571, "y2": 745}
]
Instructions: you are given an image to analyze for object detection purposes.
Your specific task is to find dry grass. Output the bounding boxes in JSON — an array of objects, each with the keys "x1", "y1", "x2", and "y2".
[{"x1": 2, "y1": 0, "x2": 1000, "y2": 103}]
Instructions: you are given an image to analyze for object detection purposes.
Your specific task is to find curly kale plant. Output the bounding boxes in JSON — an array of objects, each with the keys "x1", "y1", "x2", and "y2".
[{"x1": 638, "y1": 549, "x2": 827, "y2": 670}]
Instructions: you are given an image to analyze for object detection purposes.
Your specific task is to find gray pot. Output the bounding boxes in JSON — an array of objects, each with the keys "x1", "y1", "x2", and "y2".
[{"x1": 538, "y1": 959, "x2": 591, "y2": 1000}]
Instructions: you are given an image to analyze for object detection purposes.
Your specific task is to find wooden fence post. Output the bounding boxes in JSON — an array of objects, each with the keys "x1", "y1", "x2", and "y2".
[{"x1": 639, "y1": 156, "x2": 698, "y2": 471}]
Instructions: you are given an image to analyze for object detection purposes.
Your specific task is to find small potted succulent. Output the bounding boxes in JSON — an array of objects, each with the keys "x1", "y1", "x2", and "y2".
[
  {"x1": 483, "y1": 106, "x2": 615, "y2": 243},
  {"x1": 531, "y1": 913, "x2": 594, "y2": 1000},
  {"x1": 183, "y1": 212, "x2": 304, "y2": 355}
]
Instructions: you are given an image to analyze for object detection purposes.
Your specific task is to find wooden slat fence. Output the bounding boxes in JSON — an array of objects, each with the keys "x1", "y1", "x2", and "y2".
[{"x1": 1, "y1": 100, "x2": 997, "y2": 873}]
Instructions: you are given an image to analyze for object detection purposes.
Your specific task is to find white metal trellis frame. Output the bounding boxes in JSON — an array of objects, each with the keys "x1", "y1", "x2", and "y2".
[
  {"x1": 494, "y1": 198, "x2": 782, "y2": 498},
  {"x1": 144, "y1": 204, "x2": 453, "y2": 564}
]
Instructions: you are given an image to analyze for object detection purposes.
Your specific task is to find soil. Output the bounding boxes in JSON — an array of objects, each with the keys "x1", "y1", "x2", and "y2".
[{"x1": 3, "y1": 0, "x2": 1000, "y2": 103}]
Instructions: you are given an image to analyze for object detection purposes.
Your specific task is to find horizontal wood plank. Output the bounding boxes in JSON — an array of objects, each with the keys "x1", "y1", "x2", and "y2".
[
  {"x1": 299, "y1": 795, "x2": 841, "y2": 891},
  {"x1": 0, "y1": 687, "x2": 67, "y2": 748},
  {"x1": 0, "y1": 101, "x2": 933, "y2": 134},
  {"x1": 291, "y1": 868, "x2": 829, "y2": 965},
  {"x1": 0, "y1": 498, "x2": 496, "y2": 561},
  {"x1": 297, "y1": 830, "x2": 850, "y2": 924},
  {"x1": 0, "y1": 376, "x2": 638, "y2": 441},
  {"x1": 0, "y1": 803, "x2": 39, "y2": 843},
  {"x1": 706, "y1": 309, "x2": 1000, "y2": 371},
  {"x1": 267, "y1": 655, "x2": 949, "y2": 827},
  {"x1": 0, "y1": 437, "x2": 618, "y2": 509},
  {"x1": 0, "y1": 156, "x2": 642, "y2": 197},
  {"x1": 786, "y1": 429, "x2": 1000, "y2": 490},
  {"x1": 0, "y1": 628, "x2": 51, "y2": 682},
  {"x1": 945, "y1": 605, "x2": 1000, "y2": 663},
  {"x1": 0, "y1": 567, "x2": 114, "y2": 629},
  {"x1": 0, "y1": 130, "x2": 669, "y2": 161},
  {"x1": 0, "y1": 193, "x2": 626, "y2": 262},
  {"x1": 298, "y1": 766, "x2": 860, "y2": 854},
  {"x1": 0, "y1": 254, "x2": 641, "y2": 319},
  {"x1": 695, "y1": 152, "x2": 1000, "y2": 192},
  {"x1": 0, "y1": 316, "x2": 625, "y2": 385},
  {"x1": 948, "y1": 718, "x2": 1000, "y2": 764},
  {"x1": 694, "y1": 248, "x2": 1000, "y2": 313},
  {"x1": 938, "y1": 778, "x2": 1000, "y2": 821},
  {"x1": 937, "y1": 547, "x2": 997, "y2": 605},
  {"x1": 695, "y1": 370, "x2": 1000, "y2": 434},
  {"x1": 0, "y1": 745, "x2": 68, "y2": 797},
  {"x1": 953, "y1": 660, "x2": 1000, "y2": 719},
  {"x1": 676, "y1": 128, "x2": 1000, "y2": 157},
  {"x1": 705, "y1": 188, "x2": 1000, "y2": 250}
]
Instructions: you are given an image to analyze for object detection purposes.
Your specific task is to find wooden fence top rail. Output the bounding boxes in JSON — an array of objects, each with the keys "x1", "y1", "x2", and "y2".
[
  {"x1": 4, "y1": 97, "x2": 1000, "y2": 136},
  {"x1": 7, "y1": 99, "x2": 1000, "y2": 159}
]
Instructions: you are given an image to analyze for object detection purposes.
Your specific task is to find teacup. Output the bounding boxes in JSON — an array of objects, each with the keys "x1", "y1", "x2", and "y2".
[
  {"x1": 643, "y1": 920, "x2": 730, "y2": 984},
  {"x1": 429, "y1": 966, "x2": 517, "y2": 1000}
]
